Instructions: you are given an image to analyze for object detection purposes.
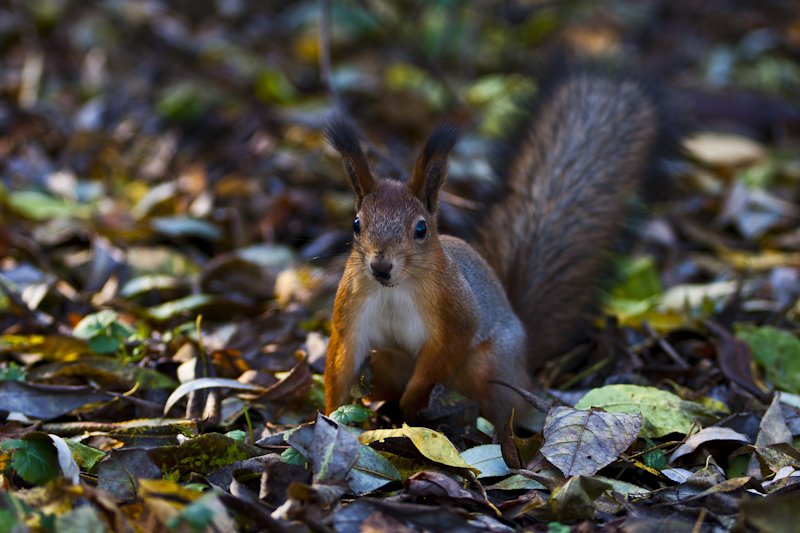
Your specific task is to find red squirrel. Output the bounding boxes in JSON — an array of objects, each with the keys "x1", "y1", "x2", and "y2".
[{"x1": 323, "y1": 59, "x2": 683, "y2": 428}]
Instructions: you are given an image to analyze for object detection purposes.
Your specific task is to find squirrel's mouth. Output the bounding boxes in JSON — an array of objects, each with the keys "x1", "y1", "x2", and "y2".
[
  {"x1": 374, "y1": 276, "x2": 396, "y2": 287},
  {"x1": 373, "y1": 271, "x2": 391, "y2": 283}
]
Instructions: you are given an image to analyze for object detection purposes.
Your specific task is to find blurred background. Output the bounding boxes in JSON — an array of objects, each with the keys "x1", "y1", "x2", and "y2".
[{"x1": 2, "y1": 0, "x2": 800, "y2": 397}]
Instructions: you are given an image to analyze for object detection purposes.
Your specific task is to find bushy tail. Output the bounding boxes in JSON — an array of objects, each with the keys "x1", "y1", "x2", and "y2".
[{"x1": 473, "y1": 58, "x2": 685, "y2": 367}]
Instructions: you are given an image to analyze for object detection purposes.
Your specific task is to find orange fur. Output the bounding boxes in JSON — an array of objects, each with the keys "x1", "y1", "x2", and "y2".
[{"x1": 322, "y1": 60, "x2": 683, "y2": 428}]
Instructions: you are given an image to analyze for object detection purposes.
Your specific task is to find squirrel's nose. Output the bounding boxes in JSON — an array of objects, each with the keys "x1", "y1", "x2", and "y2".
[{"x1": 370, "y1": 259, "x2": 392, "y2": 281}]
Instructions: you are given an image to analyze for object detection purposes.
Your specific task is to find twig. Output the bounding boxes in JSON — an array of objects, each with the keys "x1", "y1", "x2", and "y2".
[
  {"x1": 692, "y1": 508, "x2": 707, "y2": 533},
  {"x1": 103, "y1": 390, "x2": 165, "y2": 412},
  {"x1": 642, "y1": 321, "x2": 690, "y2": 369},
  {"x1": 488, "y1": 380, "x2": 551, "y2": 413},
  {"x1": 556, "y1": 356, "x2": 612, "y2": 391},
  {"x1": 317, "y1": 0, "x2": 404, "y2": 178}
]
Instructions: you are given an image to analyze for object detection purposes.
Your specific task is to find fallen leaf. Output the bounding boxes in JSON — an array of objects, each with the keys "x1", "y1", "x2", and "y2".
[
  {"x1": 684, "y1": 132, "x2": 765, "y2": 166},
  {"x1": 540, "y1": 406, "x2": 642, "y2": 477},
  {"x1": 148, "y1": 433, "x2": 266, "y2": 483},
  {"x1": 97, "y1": 449, "x2": 162, "y2": 501},
  {"x1": 162, "y1": 378, "x2": 267, "y2": 415},
  {"x1": 708, "y1": 321, "x2": 771, "y2": 402},
  {"x1": 574, "y1": 385, "x2": 717, "y2": 437},
  {"x1": 669, "y1": 427, "x2": 750, "y2": 462},
  {"x1": 0, "y1": 381, "x2": 113, "y2": 420},
  {"x1": 742, "y1": 494, "x2": 800, "y2": 533},
  {"x1": 459, "y1": 444, "x2": 511, "y2": 478},
  {"x1": 287, "y1": 414, "x2": 400, "y2": 494}
]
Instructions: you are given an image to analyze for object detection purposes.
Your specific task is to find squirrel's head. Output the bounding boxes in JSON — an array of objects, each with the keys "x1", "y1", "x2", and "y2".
[{"x1": 325, "y1": 118, "x2": 460, "y2": 287}]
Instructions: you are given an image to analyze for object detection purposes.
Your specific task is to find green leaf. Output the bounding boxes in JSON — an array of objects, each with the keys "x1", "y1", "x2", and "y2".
[
  {"x1": 225, "y1": 430, "x2": 246, "y2": 442},
  {"x1": 736, "y1": 325, "x2": 800, "y2": 394},
  {"x1": 642, "y1": 438, "x2": 667, "y2": 470},
  {"x1": 281, "y1": 447, "x2": 307, "y2": 465},
  {"x1": 7, "y1": 191, "x2": 91, "y2": 220},
  {"x1": 348, "y1": 442, "x2": 402, "y2": 494},
  {"x1": 254, "y1": 69, "x2": 299, "y2": 104},
  {"x1": 574, "y1": 385, "x2": 718, "y2": 438},
  {"x1": 119, "y1": 275, "x2": 184, "y2": 298},
  {"x1": 609, "y1": 255, "x2": 663, "y2": 301},
  {"x1": 150, "y1": 217, "x2": 222, "y2": 241},
  {"x1": 0, "y1": 509, "x2": 18, "y2": 533},
  {"x1": 109, "y1": 321, "x2": 137, "y2": 339},
  {"x1": 0, "y1": 362, "x2": 26, "y2": 381},
  {"x1": 156, "y1": 83, "x2": 215, "y2": 122},
  {"x1": 329, "y1": 404, "x2": 372, "y2": 425},
  {"x1": 125, "y1": 366, "x2": 179, "y2": 390},
  {"x1": 147, "y1": 294, "x2": 217, "y2": 321},
  {"x1": 65, "y1": 440, "x2": 106, "y2": 471},
  {"x1": 547, "y1": 523, "x2": 571, "y2": 533},
  {"x1": 167, "y1": 497, "x2": 216, "y2": 530},
  {"x1": 88, "y1": 335, "x2": 120, "y2": 354},
  {"x1": 1, "y1": 439, "x2": 59, "y2": 485},
  {"x1": 384, "y1": 62, "x2": 448, "y2": 110},
  {"x1": 73, "y1": 310, "x2": 118, "y2": 340},
  {"x1": 73, "y1": 310, "x2": 137, "y2": 355}
]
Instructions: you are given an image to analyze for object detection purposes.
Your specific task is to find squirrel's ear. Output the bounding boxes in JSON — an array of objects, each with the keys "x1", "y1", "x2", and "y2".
[
  {"x1": 408, "y1": 123, "x2": 460, "y2": 213},
  {"x1": 325, "y1": 118, "x2": 375, "y2": 209}
]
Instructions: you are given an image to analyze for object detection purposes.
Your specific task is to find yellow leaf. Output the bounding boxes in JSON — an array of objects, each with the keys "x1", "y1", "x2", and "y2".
[
  {"x1": 1, "y1": 335, "x2": 93, "y2": 362},
  {"x1": 359, "y1": 425, "x2": 480, "y2": 475},
  {"x1": 138, "y1": 479, "x2": 204, "y2": 502},
  {"x1": 722, "y1": 250, "x2": 800, "y2": 271},
  {"x1": 401, "y1": 424, "x2": 479, "y2": 475}
]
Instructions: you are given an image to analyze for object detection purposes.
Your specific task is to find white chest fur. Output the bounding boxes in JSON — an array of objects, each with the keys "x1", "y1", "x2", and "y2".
[{"x1": 356, "y1": 284, "x2": 429, "y2": 357}]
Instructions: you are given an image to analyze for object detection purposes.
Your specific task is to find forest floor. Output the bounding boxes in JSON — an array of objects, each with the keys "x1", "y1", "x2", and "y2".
[{"x1": 2, "y1": 1, "x2": 800, "y2": 532}]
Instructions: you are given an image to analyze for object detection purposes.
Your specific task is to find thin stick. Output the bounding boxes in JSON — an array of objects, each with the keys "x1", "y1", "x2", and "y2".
[{"x1": 642, "y1": 321, "x2": 690, "y2": 369}]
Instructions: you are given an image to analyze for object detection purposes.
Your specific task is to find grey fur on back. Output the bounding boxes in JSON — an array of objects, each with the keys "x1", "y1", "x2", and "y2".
[
  {"x1": 441, "y1": 235, "x2": 525, "y2": 352},
  {"x1": 474, "y1": 63, "x2": 683, "y2": 368},
  {"x1": 441, "y1": 235, "x2": 532, "y2": 424}
]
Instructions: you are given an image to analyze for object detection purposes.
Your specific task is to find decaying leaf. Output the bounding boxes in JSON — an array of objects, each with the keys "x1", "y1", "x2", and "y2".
[
  {"x1": 97, "y1": 449, "x2": 162, "y2": 501},
  {"x1": 669, "y1": 427, "x2": 750, "y2": 463},
  {"x1": 286, "y1": 413, "x2": 400, "y2": 494},
  {"x1": 0, "y1": 381, "x2": 114, "y2": 420},
  {"x1": 742, "y1": 494, "x2": 800, "y2": 533},
  {"x1": 540, "y1": 406, "x2": 642, "y2": 477},
  {"x1": 521, "y1": 475, "x2": 613, "y2": 521}
]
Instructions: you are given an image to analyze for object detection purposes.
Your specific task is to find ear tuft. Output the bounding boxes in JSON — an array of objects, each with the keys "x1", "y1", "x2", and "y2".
[
  {"x1": 325, "y1": 117, "x2": 375, "y2": 208},
  {"x1": 408, "y1": 122, "x2": 461, "y2": 213}
]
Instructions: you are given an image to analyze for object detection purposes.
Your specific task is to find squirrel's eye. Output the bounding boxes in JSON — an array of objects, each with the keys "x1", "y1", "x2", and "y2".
[
  {"x1": 414, "y1": 220, "x2": 426, "y2": 239},
  {"x1": 353, "y1": 217, "x2": 361, "y2": 235}
]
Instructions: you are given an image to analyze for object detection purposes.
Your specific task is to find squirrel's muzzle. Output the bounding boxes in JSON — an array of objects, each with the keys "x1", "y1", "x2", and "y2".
[{"x1": 370, "y1": 258, "x2": 393, "y2": 283}]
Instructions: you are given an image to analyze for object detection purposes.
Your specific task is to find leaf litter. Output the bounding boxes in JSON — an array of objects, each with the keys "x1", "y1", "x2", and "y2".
[{"x1": 2, "y1": 1, "x2": 800, "y2": 532}]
